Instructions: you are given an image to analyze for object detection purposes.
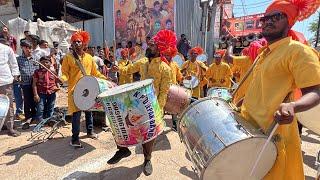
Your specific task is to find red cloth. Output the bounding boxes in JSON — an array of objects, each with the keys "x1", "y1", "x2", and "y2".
[
  {"x1": 161, "y1": 47, "x2": 178, "y2": 58},
  {"x1": 215, "y1": 49, "x2": 226, "y2": 57},
  {"x1": 247, "y1": 38, "x2": 267, "y2": 62},
  {"x1": 33, "y1": 69, "x2": 58, "y2": 95},
  {"x1": 241, "y1": 47, "x2": 249, "y2": 56},
  {"x1": 288, "y1": 30, "x2": 308, "y2": 45},
  {"x1": 189, "y1": 46, "x2": 204, "y2": 55},
  {"x1": 152, "y1": 30, "x2": 177, "y2": 64},
  {"x1": 121, "y1": 48, "x2": 129, "y2": 58},
  {"x1": 71, "y1": 31, "x2": 90, "y2": 45}
]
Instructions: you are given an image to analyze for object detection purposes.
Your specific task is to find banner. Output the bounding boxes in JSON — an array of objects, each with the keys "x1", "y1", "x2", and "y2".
[
  {"x1": 114, "y1": 0, "x2": 175, "y2": 44},
  {"x1": 222, "y1": 13, "x2": 264, "y2": 37},
  {"x1": 0, "y1": 0, "x2": 16, "y2": 16},
  {"x1": 213, "y1": 3, "x2": 233, "y2": 39}
]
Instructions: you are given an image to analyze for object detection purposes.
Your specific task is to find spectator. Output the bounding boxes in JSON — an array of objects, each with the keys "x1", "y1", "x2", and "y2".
[
  {"x1": 17, "y1": 40, "x2": 39, "y2": 129},
  {"x1": 29, "y1": 35, "x2": 47, "y2": 62},
  {"x1": 1, "y1": 26, "x2": 17, "y2": 52},
  {"x1": 106, "y1": 55, "x2": 118, "y2": 84},
  {"x1": 87, "y1": 47, "x2": 105, "y2": 71},
  {"x1": 52, "y1": 41, "x2": 64, "y2": 75},
  {"x1": 177, "y1": 34, "x2": 191, "y2": 59},
  {"x1": 32, "y1": 56, "x2": 60, "y2": 122},
  {"x1": 0, "y1": 37, "x2": 21, "y2": 137},
  {"x1": 115, "y1": 42, "x2": 123, "y2": 61}
]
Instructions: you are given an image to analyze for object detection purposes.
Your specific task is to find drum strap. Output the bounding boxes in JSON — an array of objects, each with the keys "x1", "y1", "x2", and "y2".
[{"x1": 72, "y1": 51, "x2": 87, "y2": 76}]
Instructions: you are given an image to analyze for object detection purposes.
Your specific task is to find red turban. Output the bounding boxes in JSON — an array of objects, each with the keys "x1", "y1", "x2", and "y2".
[
  {"x1": 161, "y1": 47, "x2": 178, "y2": 58},
  {"x1": 189, "y1": 46, "x2": 204, "y2": 55},
  {"x1": 266, "y1": 0, "x2": 320, "y2": 27},
  {"x1": 121, "y1": 48, "x2": 129, "y2": 58},
  {"x1": 152, "y1": 30, "x2": 177, "y2": 53},
  {"x1": 241, "y1": 48, "x2": 249, "y2": 56},
  {"x1": 214, "y1": 49, "x2": 226, "y2": 58},
  {"x1": 71, "y1": 31, "x2": 90, "y2": 45}
]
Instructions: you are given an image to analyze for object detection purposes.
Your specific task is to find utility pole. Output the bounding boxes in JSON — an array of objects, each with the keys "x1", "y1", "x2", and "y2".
[
  {"x1": 315, "y1": 12, "x2": 320, "y2": 48},
  {"x1": 219, "y1": 2, "x2": 224, "y2": 37},
  {"x1": 64, "y1": 0, "x2": 67, "y2": 22}
]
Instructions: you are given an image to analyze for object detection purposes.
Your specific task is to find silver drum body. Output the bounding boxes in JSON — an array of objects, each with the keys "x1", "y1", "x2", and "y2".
[
  {"x1": 0, "y1": 94, "x2": 10, "y2": 131},
  {"x1": 179, "y1": 97, "x2": 277, "y2": 180}
]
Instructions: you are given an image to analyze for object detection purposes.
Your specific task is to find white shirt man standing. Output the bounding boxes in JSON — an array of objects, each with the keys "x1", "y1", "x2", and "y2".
[{"x1": 0, "y1": 38, "x2": 21, "y2": 137}]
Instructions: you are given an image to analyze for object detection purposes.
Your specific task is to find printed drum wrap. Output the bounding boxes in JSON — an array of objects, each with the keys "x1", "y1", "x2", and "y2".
[{"x1": 100, "y1": 80, "x2": 164, "y2": 147}]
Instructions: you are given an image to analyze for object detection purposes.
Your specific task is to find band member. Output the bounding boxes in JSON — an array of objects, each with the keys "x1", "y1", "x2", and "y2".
[
  {"x1": 118, "y1": 48, "x2": 133, "y2": 85},
  {"x1": 233, "y1": 1, "x2": 320, "y2": 179},
  {"x1": 206, "y1": 50, "x2": 232, "y2": 88},
  {"x1": 181, "y1": 47, "x2": 207, "y2": 98},
  {"x1": 60, "y1": 31, "x2": 106, "y2": 148},
  {"x1": 108, "y1": 30, "x2": 173, "y2": 176}
]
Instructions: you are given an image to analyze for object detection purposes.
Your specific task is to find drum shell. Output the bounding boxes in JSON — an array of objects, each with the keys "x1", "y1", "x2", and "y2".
[
  {"x1": 178, "y1": 97, "x2": 277, "y2": 180},
  {"x1": 296, "y1": 104, "x2": 320, "y2": 135},
  {"x1": 0, "y1": 95, "x2": 10, "y2": 131},
  {"x1": 164, "y1": 85, "x2": 191, "y2": 115},
  {"x1": 99, "y1": 79, "x2": 165, "y2": 147},
  {"x1": 207, "y1": 87, "x2": 232, "y2": 102}
]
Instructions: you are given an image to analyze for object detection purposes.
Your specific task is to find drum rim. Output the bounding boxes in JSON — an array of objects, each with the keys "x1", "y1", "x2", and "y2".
[
  {"x1": 98, "y1": 79, "x2": 154, "y2": 98},
  {"x1": 199, "y1": 136, "x2": 277, "y2": 179},
  {"x1": 0, "y1": 94, "x2": 10, "y2": 131},
  {"x1": 73, "y1": 75, "x2": 100, "y2": 110}
]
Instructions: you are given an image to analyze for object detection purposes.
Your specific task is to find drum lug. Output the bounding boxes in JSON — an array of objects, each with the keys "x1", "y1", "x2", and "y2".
[{"x1": 212, "y1": 130, "x2": 227, "y2": 147}]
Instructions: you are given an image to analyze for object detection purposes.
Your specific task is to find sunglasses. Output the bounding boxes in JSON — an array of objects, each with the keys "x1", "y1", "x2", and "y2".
[{"x1": 260, "y1": 12, "x2": 287, "y2": 23}]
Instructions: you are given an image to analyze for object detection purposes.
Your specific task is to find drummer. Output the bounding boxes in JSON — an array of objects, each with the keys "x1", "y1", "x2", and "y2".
[
  {"x1": 162, "y1": 46, "x2": 183, "y2": 131},
  {"x1": 181, "y1": 47, "x2": 207, "y2": 98},
  {"x1": 60, "y1": 31, "x2": 107, "y2": 148},
  {"x1": 206, "y1": 50, "x2": 232, "y2": 89},
  {"x1": 118, "y1": 48, "x2": 133, "y2": 85},
  {"x1": 108, "y1": 30, "x2": 172, "y2": 176},
  {"x1": 235, "y1": 1, "x2": 320, "y2": 179}
]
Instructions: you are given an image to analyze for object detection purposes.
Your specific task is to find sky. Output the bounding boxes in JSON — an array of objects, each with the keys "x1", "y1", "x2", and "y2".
[{"x1": 232, "y1": 0, "x2": 319, "y2": 41}]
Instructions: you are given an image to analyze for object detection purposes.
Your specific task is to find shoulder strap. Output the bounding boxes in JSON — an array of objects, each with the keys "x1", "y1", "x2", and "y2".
[{"x1": 72, "y1": 51, "x2": 87, "y2": 76}]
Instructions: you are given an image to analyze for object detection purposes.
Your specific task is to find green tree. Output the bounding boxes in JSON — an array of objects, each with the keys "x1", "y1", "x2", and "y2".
[{"x1": 308, "y1": 12, "x2": 320, "y2": 46}]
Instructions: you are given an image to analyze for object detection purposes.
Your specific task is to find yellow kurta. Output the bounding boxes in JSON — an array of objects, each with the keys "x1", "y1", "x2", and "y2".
[
  {"x1": 169, "y1": 61, "x2": 183, "y2": 84},
  {"x1": 241, "y1": 37, "x2": 320, "y2": 180},
  {"x1": 118, "y1": 59, "x2": 133, "y2": 85},
  {"x1": 60, "y1": 53, "x2": 106, "y2": 114},
  {"x1": 124, "y1": 57, "x2": 172, "y2": 112},
  {"x1": 181, "y1": 60, "x2": 207, "y2": 98},
  {"x1": 232, "y1": 56, "x2": 252, "y2": 104},
  {"x1": 206, "y1": 62, "x2": 232, "y2": 88}
]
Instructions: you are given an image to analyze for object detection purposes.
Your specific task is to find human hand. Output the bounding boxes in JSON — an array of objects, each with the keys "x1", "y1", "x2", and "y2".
[
  {"x1": 274, "y1": 102, "x2": 295, "y2": 125},
  {"x1": 34, "y1": 95, "x2": 40, "y2": 103}
]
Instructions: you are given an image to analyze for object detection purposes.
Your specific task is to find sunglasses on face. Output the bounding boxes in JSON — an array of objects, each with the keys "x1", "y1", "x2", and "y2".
[{"x1": 260, "y1": 12, "x2": 287, "y2": 23}]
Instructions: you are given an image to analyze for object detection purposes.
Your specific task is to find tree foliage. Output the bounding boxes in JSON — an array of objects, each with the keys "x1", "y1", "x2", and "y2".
[{"x1": 308, "y1": 13, "x2": 320, "y2": 46}]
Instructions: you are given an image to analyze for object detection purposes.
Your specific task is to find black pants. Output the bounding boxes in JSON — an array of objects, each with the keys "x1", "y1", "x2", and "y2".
[{"x1": 21, "y1": 84, "x2": 37, "y2": 120}]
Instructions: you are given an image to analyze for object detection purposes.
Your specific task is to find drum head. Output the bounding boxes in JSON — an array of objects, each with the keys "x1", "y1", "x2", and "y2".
[
  {"x1": 98, "y1": 79, "x2": 153, "y2": 98},
  {"x1": 172, "y1": 54, "x2": 184, "y2": 68},
  {"x1": 0, "y1": 95, "x2": 10, "y2": 131},
  {"x1": 183, "y1": 76, "x2": 199, "y2": 89},
  {"x1": 196, "y1": 54, "x2": 208, "y2": 62},
  {"x1": 296, "y1": 104, "x2": 320, "y2": 135},
  {"x1": 73, "y1": 76, "x2": 100, "y2": 111}
]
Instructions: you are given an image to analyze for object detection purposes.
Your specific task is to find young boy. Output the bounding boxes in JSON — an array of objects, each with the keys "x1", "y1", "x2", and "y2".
[{"x1": 32, "y1": 56, "x2": 60, "y2": 122}]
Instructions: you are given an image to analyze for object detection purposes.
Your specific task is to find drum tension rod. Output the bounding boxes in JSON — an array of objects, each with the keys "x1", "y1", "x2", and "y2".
[{"x1": 212, "y1": 130, "x2": 227, "y2": 147}]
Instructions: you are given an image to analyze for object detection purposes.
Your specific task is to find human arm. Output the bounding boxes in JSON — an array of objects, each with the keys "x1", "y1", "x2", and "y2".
[
  {"x1": 7, "y1": 46, "x2": 20, "y2": 80},
  {"x1": 60, "y1": 55, "x2": 70, "y2": 82},
  {"x1": 32, "y1": 74, "x2": 40, "y2": 103},
  {"x1": 158, "y1": 67, "x2": 172, "y2": 110}
]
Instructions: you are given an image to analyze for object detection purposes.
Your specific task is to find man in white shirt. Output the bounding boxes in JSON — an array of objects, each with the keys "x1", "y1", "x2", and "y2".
[
  {"x1": 0, "y1": 38, "x2": 21, "y2": 137},
  {"x1": 29, "y1": 35, "x2": 47, "y2": 61}
]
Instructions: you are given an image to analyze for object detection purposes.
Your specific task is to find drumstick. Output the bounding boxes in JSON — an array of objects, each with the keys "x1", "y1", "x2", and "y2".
[{"x1": 249, "y1": 122, "x2": 279, "y2": 177}]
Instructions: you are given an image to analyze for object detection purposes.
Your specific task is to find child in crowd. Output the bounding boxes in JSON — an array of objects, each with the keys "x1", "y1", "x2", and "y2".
[{"x1": 32, "y1": 56, "x2": 60, "y2": 123}]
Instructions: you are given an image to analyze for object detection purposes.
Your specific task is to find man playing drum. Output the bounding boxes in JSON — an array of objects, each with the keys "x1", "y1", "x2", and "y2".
[
  {"x1": 233, "y1": 0, "x2": 320, "y2": 179},
  {"x1": 60, "y1": 31, "x2": 107, "y2": 148},
  {"x1": 118, "y1": 48, "x2": 133, "y2": 85},
  {"x1": 206, "y1": 50, "x2": 232, "y2": 89},
  {"x1": 181, "y1": 47, "x2": 207, "y2": 98},
  {"x1": 108, "y1": 30, "x2": 172, "y2": 176}
]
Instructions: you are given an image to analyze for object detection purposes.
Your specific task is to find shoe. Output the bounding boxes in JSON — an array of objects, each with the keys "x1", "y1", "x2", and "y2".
[
  {"x1": 16, "y1": 114, "x2": 25, "y2": 121},
  {"x1": 143, "y1": 160, "x2": 153, "y2": 176},
  {"x1": 22, "y1": 122, "x2": 30, "y2": 130},
  {"x1": 8, "y1": 129, "x2": 21, "y2": 137},
  {"x1": 87, "y1": 132, "x2": 98, "y2": 139},
  {"x1": 107, "y1": 148, "x2": 131, "y2": 164},
  {"x1": 70, "y1": 139, "x2": 83, "y2": 148}
]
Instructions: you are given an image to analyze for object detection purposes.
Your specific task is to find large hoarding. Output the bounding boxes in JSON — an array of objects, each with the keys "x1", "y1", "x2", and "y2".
[
  {"x1": 114, "y1": 0, "x2": 175, "y2": 44},
  {"x1": 0, "y1": 0, "x2": 17, "y2": 16}
]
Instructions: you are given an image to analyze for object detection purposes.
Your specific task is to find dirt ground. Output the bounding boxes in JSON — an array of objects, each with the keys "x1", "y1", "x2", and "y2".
[{"x1": 0, "y1": 89, "x2": 319, "y2": 180}]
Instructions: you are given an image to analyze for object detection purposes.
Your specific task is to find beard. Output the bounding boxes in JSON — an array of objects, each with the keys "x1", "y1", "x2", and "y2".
[
  {"x1": 262, "y1": 24, "x2": 287, "y2": 42},
  {"x1": 145, "y1": 48, "x2": 157, "y2": 59}
]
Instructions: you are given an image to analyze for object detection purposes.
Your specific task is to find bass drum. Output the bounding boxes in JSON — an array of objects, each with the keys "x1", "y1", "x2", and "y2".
[
  {"x1": 0, "y1": 94, "x2": 10, "y2": 131},
  {"x1": 296, "y1": 104, "x2": 320, "y2": 135},
  {"x1": 179, "y1": 97, "x2": 277, "y2": 180}
]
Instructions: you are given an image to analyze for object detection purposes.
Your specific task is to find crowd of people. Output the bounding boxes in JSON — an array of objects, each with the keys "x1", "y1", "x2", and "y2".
[{"x1": 0, "y1": 0, "x2": 320, "y2": 178}]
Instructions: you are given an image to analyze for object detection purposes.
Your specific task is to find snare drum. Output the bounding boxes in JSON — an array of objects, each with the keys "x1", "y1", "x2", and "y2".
[
  {"x1": 164, "y1": 85, "x2": 191, "y2": 115},
  {"x1": 183, "y1": 76, "x2": 199, "y2": 89},
  {"x1": 296, "y1": 104, "x2": 320, "y2": 135},
  {"x1": 179, "y1": 97, "x2": 277, "y2": 180},
  {"x1": 0, "y1": 94, "x2": 10, "y2": 131},
  {"x1": 73, "y1": 76, "x2": 117, "y2": 111},
  {"x1": 207, "y1": 87, "x2": 232, "y2": 102},
  {"x1": 98, "y1": 79, "x2": 165, "y2": 147}
]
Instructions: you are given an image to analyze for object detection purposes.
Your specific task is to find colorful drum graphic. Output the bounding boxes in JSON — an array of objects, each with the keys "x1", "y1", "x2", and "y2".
[
  {"x1": 207, "y1": 87, "x2": 232, "y2": 102},
  {"x1": 98, "y1": 79, "x2": 164, "y2": 147},
  {"x1": 73, "y1": 76, "x2": 117, "y2": 111},
  {"x1": 0, "y1": 94, "x2": 10, "y2": 132}
]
